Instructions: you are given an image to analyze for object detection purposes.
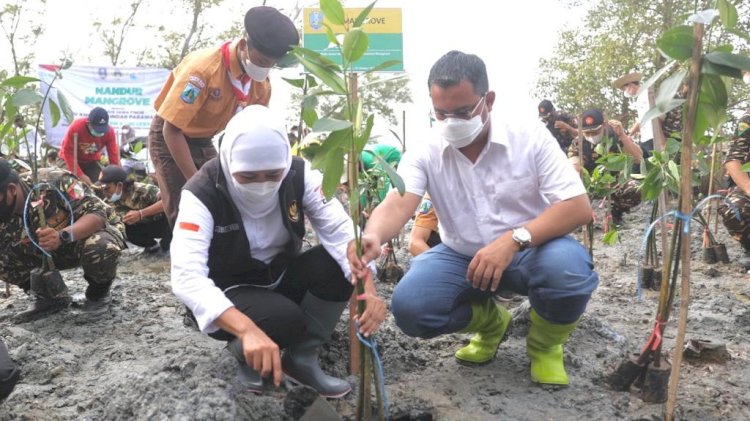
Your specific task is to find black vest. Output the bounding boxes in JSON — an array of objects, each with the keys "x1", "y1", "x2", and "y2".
[{"x1": 184, "y1": 157, "x2": 306, "y2": 290}]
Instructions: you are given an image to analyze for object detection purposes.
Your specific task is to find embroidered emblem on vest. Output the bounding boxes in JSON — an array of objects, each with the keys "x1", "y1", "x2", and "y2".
[
  {"x1": 214, "y1": 223, "x2": 240, "y2": 233},
  {"x1": 288, "y1": 200, "x2": 299, "y2": 223}
]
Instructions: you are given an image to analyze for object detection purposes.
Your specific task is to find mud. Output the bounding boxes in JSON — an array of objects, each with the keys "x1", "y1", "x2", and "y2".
[{"x1": 1, "y1": 203, "x2": 749, "y2": 420}]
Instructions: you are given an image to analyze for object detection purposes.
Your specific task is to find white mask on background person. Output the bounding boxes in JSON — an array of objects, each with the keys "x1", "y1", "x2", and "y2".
[
  {"x1": 584, "y1": 133, "x2": 603, "y2": 144},
  {"x1": 233, "y1": 180, "x2": 281, "y2": 201},
  {"x1": 109, "y1": 190, "x2": 122, "y2": 203},
  {"x1": 242, "y1": 56, "x2": 271, "y2": 82},
  {"x1": 623, "y1": 91, "x2": 635, "y2": 99},
  {"x1": 744, "y1": 72, "x2": 750, "y2": 85}
]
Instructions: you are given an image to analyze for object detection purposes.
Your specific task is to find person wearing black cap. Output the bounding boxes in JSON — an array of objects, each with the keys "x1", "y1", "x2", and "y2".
[
  {"x1": 537, "y1": 99, "x2": 578, "y2": 152},
  {"x1": 98, "y1": 165, "x2": 171, "y2": 254},
  {"x1": 567, "y1": 108, "x2": 643, "y2": 226},
  {"x1": 0, "y1": 158, "x2": 126, "y2": 322},
  {"x1": 60, "y1": 107, "x2": 120, "y2": 185},
  {"x1": 149, "y1": 6, "x2": 299, "y2": 229},
  {"x1": 718, "y1": 113, "x2": 750, "y2": 269}
]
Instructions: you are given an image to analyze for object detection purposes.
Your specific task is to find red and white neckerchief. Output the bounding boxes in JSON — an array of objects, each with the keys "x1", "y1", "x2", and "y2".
[{"x1": 220, "y1": 41, "x2": 252, "y2": 113}]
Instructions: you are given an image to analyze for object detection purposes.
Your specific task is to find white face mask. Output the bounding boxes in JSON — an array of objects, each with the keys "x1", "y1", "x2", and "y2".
[
  {"x1": 436, "y1": 99, "x2": 487, "y2": 149},
  {"x1": 744, "y1": 72, "x2": 750, "y2": 85},
  {"x1": 623, "y1": 91, "x2": 635, "y2": 99},
  {"x1": 234, "y1": 180, "x2": 281, "y2": 201},
  {"x1": 584, "y1": 134, "x2": 603, "y2": 144},
  {"x1": 242, "y1": 56, "x2": 271, "y2": 82}
]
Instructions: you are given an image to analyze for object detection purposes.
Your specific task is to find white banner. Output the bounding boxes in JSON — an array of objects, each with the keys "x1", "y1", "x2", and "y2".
[{"x1": 39, "y1": 64, "x2": 169, "y2": 148}]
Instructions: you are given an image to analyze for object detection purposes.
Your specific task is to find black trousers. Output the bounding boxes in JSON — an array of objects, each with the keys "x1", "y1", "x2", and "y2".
[
  {"x1": 125, "y1": 218, "x2": 173, "y2": 250},
  {"x1": 80, "y1": 161, "x2": 102, "y2": 182},
  {"x1": 208, "y1": 246, "x2": 354, "y2": 348}
]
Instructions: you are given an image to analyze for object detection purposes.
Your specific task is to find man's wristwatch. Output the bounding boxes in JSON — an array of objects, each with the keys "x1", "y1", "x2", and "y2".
[
  {"x1": 59, "y1": 229, "x2": 74, "y2": 244},
  {"x1": 511, "y1": 227, "x2": 532, "y2": 251}
]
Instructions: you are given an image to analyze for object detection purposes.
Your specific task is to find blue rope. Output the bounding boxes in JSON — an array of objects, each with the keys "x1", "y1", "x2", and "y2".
[
  {"x1": 635, "y1": 194, "x2": 737, "y2": 300},
  {"x1": 355, "y1": 323, "x2": 390, "y2": 421},
  {"x1": 22, "y1": 182, "x2": 75, "y2": 258}
]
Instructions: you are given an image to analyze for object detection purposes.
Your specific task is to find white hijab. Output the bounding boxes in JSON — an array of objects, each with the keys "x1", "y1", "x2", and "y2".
[{"x1": 219, "y1": 105, "x2": 292, "y2": 218}]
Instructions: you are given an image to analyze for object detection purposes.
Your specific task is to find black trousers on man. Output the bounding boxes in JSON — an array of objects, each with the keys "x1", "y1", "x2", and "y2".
[{"x1": 125, "y1": 218, "x2": 173, "y2": 251}]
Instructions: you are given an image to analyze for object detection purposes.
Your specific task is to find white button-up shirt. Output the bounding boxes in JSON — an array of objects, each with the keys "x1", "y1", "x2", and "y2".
[
  {"x1": 634, "y1": 90, "x2": 653, "y2": 142},
  {"x1": 171, "y1": 161, "x2": 355, "y2": 334},
  {"x1": 397, "y1": 114, "x2": 586, "y2": 257}
]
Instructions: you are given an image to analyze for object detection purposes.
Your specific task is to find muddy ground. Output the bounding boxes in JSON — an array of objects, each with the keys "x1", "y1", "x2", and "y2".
[{"x1": 1, "y1": 202, "x2": 749, "y2": 420}]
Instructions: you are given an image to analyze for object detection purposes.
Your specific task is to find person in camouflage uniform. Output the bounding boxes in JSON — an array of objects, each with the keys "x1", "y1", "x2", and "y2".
[
  {"x1": 538, "y1": 99, "x2": 578, "y2": 152},
  {"x1": 718, "y1": 113, "x2": 750, "y2": 268},
  {"x1": 568, "y1": 109, "x2": 643, "y2": 226},
  {"x1": 0, "y1": 158, "x2": 125, "y2": 323},
  {"x1": 97, "y1": 165, "x2": 171, "y2": 253}
]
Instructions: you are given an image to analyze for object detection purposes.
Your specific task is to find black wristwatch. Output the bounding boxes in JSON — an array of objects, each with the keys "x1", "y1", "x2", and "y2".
[{"x1": 59, "y1": 229, "x2": 74, "y2": 244}]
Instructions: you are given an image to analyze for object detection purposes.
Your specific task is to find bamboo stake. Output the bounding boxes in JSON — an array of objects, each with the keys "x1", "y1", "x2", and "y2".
[
  {"x1": 648, "y1": 87, "x2": 669, "y2": 269},
  {"x1": 349, "y1": 72, "x2": 361, "y2": 376},
  {"x1": 665, "y1": 22, "x2": 703, "y2": 421}
]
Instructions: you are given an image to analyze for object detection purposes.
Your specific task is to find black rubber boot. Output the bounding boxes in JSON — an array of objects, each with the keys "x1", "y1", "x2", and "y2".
[
  {"x1": 739, "y1": 248, "x2": 750, "y2": 270},
  {"x1": 282, "y1": 293, "x2": 351, "y2": 398},
  {"x1": 226, "y1": 337, "x2": 263, "y2": 394},
  {"x1": 13, "y1": 269, "x2": 70, "y2": 324}
]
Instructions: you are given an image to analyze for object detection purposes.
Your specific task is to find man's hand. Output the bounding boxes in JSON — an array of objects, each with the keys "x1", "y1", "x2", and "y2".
[
  {"x1": 353, "y1": 271, "x2": 387, "y2": 337},
  {"x1": 239, "y1": 329, "x2": 282, "y2": 387},
  {"x1": 123, "y1": 210, "x2": 142, "y2": 225},
  {"x1": 554, "y1": 120, "x2": 572, "y2": 132},
  {"x1": 466, "y1": 233, "x2": 518, "y2": 292},
  {"x1": 347, "y1": 233, "x2": 382, "y2": 280},
  {"x1": 36, "y1": 227, "x2": 62, "y2": 252},
  {"x1": 79, "y1": 174, "x2": 93, "y2": 185},
  {"x1": 608, "y1": 120, "x2": 626, "y2": 138}
]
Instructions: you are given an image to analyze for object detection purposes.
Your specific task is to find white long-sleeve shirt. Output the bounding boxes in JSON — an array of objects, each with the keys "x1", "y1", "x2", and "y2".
[{"x1": 171, "y1": 161, "x2": 355, "y2": 334}]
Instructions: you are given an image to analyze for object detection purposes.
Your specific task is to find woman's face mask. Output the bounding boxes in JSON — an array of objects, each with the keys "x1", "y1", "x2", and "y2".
[{"x1": 234, "y1": 180, "x2": 281, "y2": 201}]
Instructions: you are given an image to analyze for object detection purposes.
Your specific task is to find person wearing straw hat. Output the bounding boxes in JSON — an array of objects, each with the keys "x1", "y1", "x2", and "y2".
[
  {"x1": 613, "y1": 71, "x2": 656, "y2": 157},
  {"x1": 171, "y1": 105, "x2": 386, "y2": 397},
  {"x1": 0, "y1": 159, "x2": 126, "y2": 323}
]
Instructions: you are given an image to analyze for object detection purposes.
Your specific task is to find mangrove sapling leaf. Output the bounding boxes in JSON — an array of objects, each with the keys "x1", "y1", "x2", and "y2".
[
  {"x1": 363, "y1": 60, "x2": 402, "y2": 74},
  {"x1": 343, "y1": 28, "x2": 369, "y2": 63},
  {"x1": 701, "y1": 61, "x2": 743, "y2": 79},
  {"x1": 741, "y1": 162, "x2": 750, "y2": 173},
  {"x1": 0, "y1": 75, "x2": 40, "y2": 89},
  {"x1": 49, "y1": 100, "x2": 61, "y2": 127},
  {"x1": 716, "y1": 0, "x2": 738, "y2": 30},
  {"x1": 56, "y1": 92, "x2": 74, "y2": 124},
  {"x1": 667, "y1": 161, "x2": 681, "y2": 185},
  {"x1": 320, "y1": 0, "x2": 345, "y2": 26},
  {"x1": 321, "y1": 147, "x2": 346, "y2": 199},
  {"x1": 639, "y1": 61, "x2": 676, "y2": 95},
  {"x1": 275, "y1": 52, "x2": 299, "y2": 69},
  {"x1": 353, "y1": 2, "x2": 377, "y2": 28},
  {"x1": 657, "y1": 26, "x2": 694, "y2": 61},
  {"x1": 294, "y1": 47, "x2": 342, "y2": 71},
  {"x1": 371, "y1": 153, "x2": 405, "y2": 195},
  {"x1": 297, "y1": 55, "x2": 347, "y2": 95},
  {"x1": 324, "y1": 24, "x2": 340, "y2": 47},
  {"x1": 603, "y1": 229, "x2": 619, "y2": 246},
  {"x1": 313, "y1": 117, "x2": 353, "y2": 132},
  {"x1": 10, "y1": 89, "x2": 43, "y2": 107},
  {"x1": 703, "y1": 52, "x2": 750, "y2": 75},
  {"x1": 283, "y1": 77, "x2": 306, "y2": 89},
  {"x1": 302, "y1": 107, "x2": 319, "y2": 128}
]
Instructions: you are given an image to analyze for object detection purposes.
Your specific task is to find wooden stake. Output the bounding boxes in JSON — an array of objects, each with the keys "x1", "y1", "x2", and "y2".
[
  {"x1": 348, "y1": 72, "x2": 361, "y2": 375},
  {"x1": 576, "y1": 115, "x2": 591, "y2": 254},
  {"x1": 648, "y1": 87, "x2": 670, "y2": 264},
  {"x1": 665, "y1": 22, "x2": 703, "y2": 421}
]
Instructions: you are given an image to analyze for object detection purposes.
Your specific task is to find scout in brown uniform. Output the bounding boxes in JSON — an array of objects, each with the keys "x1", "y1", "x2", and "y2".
[
  {"x1": 718, "y1": 113, "x2": 750, "y2": 268},
  {"x1": 97, "y1": 165, "x2": 171, "y2": 253},
  {"x1": 0, "y1": 159, "x2": 126, "y2": 322},
  {"x1": 409, "y1": 195, "x2": 442, "y2": 256},
  {"x1": 568, "y1": 109, "x2": 643, "y2": 226},
  {"x1": 149, "y1": 6, "x2": 299, "y2": 227}
]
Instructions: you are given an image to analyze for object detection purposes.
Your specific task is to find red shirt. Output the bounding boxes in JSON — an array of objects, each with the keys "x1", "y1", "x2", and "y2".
[{"x1": 60, "y1": 117, "x2": 120, "y2": 176}]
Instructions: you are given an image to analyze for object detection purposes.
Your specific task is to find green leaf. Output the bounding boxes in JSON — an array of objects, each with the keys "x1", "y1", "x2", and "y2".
[
  {"x1": 56, "y1": 91, "x2": 74, "y2": 123},
  {"x1": 363, "y1": 60, "x2": 402, "y2": 74},
  {"x1": 355, "y1": 115, "x2": 375, "y2": 155},
  {"x1": 311, "y1": 129, "x2": 349, "y2": 171},
  {"x1": 305, "y1": 74, "x2": 319, "y2": 89},
  {"x1": 656, "y1": 69, "x2": 687, "y2": 104},
  {"x1": 312, "y1": 117, "x2": 352, "y2": 132},
  {"x1": 10, "y1": 88, "x2": 43, "y2": 107},
  {"x1": 700, "y1": 73, "x2": 728, "y2": 109},
  {"x1": 295, "y1": 54, "x2": 347, "y2": 95},
  {"x1": 704, "y1": 52, "x2": 750, "y2": 75},
  {"x1": 293, "y1": 46, "x2": 342, "y2": 71},
  {"x1": 640, "y1": 100, "x2": 685, "y2": 131},
  {"x1": 342, "y1": 28, "x2": 369, "y2": 64},
  {"x1": 275, "y1": 52, "x2": 299, "y2": 69},
  {"x1": 657, "y1": 25, "x2": 694, "y2": 61},
  {"x1": 741, "y1": 162, "x2": 750, "y2": 172},
  {"x1": 717, "y1": 0, "x2": 738, "y2": 29},
  {"x1": 302, "y1": 106, "x2": 318, "y2": 128},
  {"x1": 353, "y1": 1, "x2": 377, "y2": 27},
  {"x1": 712, "y1": 44, "x2": 733, "y2": 53},
  {"x1": 0, "y1": 75, "x2": 39, "y2": 89},
  {"x1": 321, "y1": 148, "x2": 345, "y2": 200},
  {"x1": 324, "y1": 23, "x2": 339, "y2": 46},
  {"x1": 283, "y1": 77, "x2": 306, "y2": 89},
  {"x1": 320, "y1": 0, "x2": 345, "y2": 26},
  {"x1": 639, "y1": 61, "x2": 676, "y2": 94},
  {"x1": 371, "y1": 153, "x2": 405, "y2": 195},
  {"x1": 726, "y1": 27, "x2": 750, "y2": 42},
  {"x1": 667, "y1": 160, "x2": 681, "y2": 183},
  {"x1": 701, "y1": 60, "x2": 743, "y2": 79},
  {"x1": 603, "y1": 229, "x2": 618, "y2": 246},
  {"x1": 49, "y1": 98, "x2": 61, "y2": 127}
]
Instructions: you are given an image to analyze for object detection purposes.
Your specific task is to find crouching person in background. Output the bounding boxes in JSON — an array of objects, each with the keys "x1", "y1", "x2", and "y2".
[
  {"x1": 97, "y1": 165, "x2": 172, "y2": 254},
  {"x1": 171, "y1": 106, "x2": 386, "y2": 397},
  {"x1": 0, "y1": 159, "x2": 126, "y2": 323}
]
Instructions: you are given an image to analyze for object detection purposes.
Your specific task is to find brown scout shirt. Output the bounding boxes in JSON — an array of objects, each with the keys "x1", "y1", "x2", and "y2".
[{"x1": 154, "y1": 39, "x2": 272, "y2": 139}]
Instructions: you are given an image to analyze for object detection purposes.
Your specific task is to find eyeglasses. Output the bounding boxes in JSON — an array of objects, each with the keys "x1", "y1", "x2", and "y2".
[{"x1": 433, "y1": 96, "x2": 485, "y2": 121}]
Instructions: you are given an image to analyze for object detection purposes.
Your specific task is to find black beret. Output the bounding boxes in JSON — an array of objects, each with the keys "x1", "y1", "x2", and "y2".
[
  {"x1": 0, "y1": 158, "x2": 13, "y2": 184},
  {"x1": 538, "y1": 100, "x2": 554, "y2": 116},
  {"x1": 245, "y1": 6, "x2": 299, "y2": 59},
  {"x1": 581, "y1": 109, "x2": 604, "y2": 130}
]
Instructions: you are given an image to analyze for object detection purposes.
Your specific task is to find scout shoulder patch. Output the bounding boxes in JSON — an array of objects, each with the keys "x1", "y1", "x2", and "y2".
[
  {"x1": 180, "y1": 82, "x2": 202, "y2": 104},
  {"x1": 418, "y1": 199, "x2": 433, "y2": 215},
  {"x1": 288, "y1": 200, "x2": 299, "y2": 222}
]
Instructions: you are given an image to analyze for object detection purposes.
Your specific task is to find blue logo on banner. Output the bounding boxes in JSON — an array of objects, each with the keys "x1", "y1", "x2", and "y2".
[{"x1": 310, "y1": 11, "x2": 324, "y2": 30}]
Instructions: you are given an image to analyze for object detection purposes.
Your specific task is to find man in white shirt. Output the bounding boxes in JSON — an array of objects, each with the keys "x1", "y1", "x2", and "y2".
[
  {"x1": 348, "y1": 51, "x2": 599, "y2": 386},
  {"x1": 614, "y1": 72, "x2": 653, "y2": 158}
]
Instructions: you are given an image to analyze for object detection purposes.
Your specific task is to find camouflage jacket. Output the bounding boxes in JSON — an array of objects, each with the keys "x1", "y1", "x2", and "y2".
[
  {"x1": 0, "y1": 169, "x2": 125, "y2": 257},
  {"x1": 661, "y1": 93, "x2": 684, "y2": 141},
  {"x1": 724, "y1": 129, "x2": 750, "y2": 188},
  {"x1": 112, "y1": 182, "x2": 164, "y2": 223},
  {"x1": 567, "y1": 126, "x2": 622, "y2": 174},
  {"x1": 545, "y1": 111, "x2": 577, "y2": 152}
]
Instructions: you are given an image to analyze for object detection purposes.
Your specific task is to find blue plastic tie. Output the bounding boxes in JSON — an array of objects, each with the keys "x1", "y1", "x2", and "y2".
[
  {"x1": 355, "y1": 322, "x2": 390, "y2": 421},
  {"x1": 22, "y1": 182, "x2": 75, "y2": 258}
]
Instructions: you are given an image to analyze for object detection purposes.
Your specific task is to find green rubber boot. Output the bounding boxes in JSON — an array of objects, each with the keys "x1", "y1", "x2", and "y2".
[
  {"x1": 527, "y1": 309, "x2": 579, "y2": 386},
  {"x1": 454, "y1": 299, "x2": 512, "y2": 365}
]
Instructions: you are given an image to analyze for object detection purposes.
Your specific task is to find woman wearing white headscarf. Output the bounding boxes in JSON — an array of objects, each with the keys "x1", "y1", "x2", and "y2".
[{"x1": 171, "y1": 105, "x2": 385, "y2": 398}]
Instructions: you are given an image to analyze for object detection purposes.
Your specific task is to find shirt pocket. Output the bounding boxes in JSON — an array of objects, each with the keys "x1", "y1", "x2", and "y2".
[{"x1": 491, "y1": 177, "x2": 539, "y2": 226}]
